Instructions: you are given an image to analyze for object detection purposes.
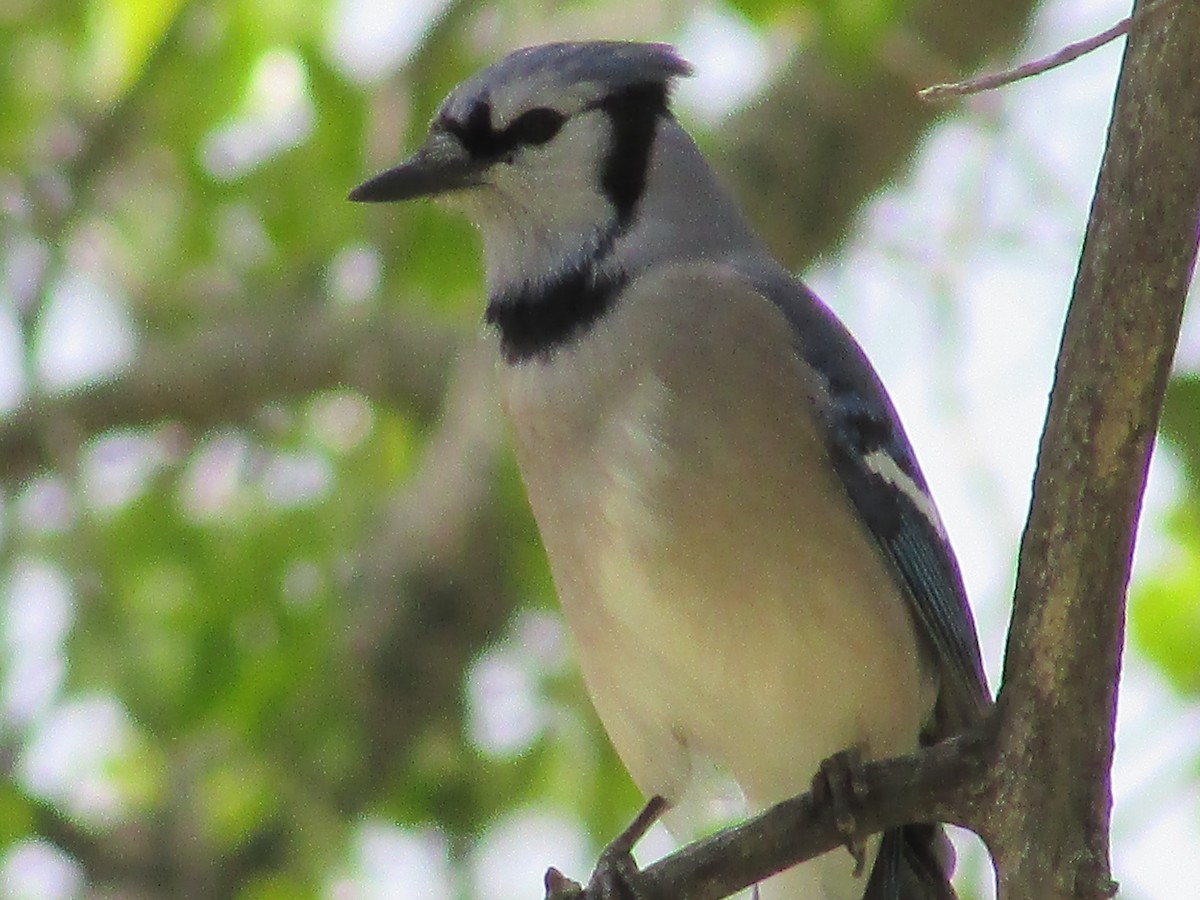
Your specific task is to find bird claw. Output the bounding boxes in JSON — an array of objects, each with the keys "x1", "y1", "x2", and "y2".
[
  {"x1": 812, "y1": 747, "x2": 870, "y2": 876},
  {"x1": 545, "y1": 797, "x2": 667, "y2": 900},
  {"x1": 588, "y1": 796, "x2": 667, "y2": 900},
  {"x1": 586, "y1": 846, "x2": 643, "y2": 900}
]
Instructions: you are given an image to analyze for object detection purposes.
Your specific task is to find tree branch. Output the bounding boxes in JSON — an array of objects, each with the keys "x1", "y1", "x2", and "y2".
[
  {"x1": 918, "y1": 0, "x2": 1177, "y2": 101},
  {"x1": 546, "y1": 729, "x2": 995, "y2": 900},
  {"x1": 342, "y1": 343, "x2": 515, "y2": 783},
  {"x1": 0, "y1": 305, "x2": 463, "y2": 487},
  {"x1": 990, "y1": 0, "x2": 1200, "y2": 894}
]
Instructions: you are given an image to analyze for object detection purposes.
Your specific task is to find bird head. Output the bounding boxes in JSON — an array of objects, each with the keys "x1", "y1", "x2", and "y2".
[{"x1": 350, "y1": 42, "x2": 693, "y2": 288}]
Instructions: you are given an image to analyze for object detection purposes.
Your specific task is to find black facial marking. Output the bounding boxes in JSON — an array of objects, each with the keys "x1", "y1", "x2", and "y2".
[
  {"x1": 457, "y1": 76, "x2": 674, "y2": 360},
  {"x1": 441, "y1": 101, "x2": 566, "y2": 160},
  {"x1": 485, "y1": 233, "x2": 627, "y2": 364},
  {"x1": 591, "y1": 83, "x2": 670, "y2": 224},
  {"x1": 438, "y1": 101, "x2": 496, "y2": 157},
  {"x1": 505, "y1": 107, "x2": 566, "y2": 146}
]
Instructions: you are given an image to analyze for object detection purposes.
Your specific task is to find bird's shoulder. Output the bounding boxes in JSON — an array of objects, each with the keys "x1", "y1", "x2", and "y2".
[{"x1": 613, "y1": 259, "x2": 806, "y2": 364}]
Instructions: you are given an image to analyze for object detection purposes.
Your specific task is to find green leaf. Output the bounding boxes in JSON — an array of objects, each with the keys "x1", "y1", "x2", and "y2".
[
  {"x1": 1130, "y1": 501, "x2": 1200, "y2": 696},
  {"x1": 196, "y1": 757, "x2": 282, "y2": 850},
  {"x1": 0, "y1": 785, "x2": 34, "y2": 847},
  {"x1": 1161, "y1": 374, "x2": 1200, "y2": 480},
  {"x1": 84, "y1": 0, "x2": 187, "y2": 104}
]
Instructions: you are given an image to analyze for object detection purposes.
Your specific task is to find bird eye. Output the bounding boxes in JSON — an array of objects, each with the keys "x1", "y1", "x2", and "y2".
[{"x1": 505, "y1": 107, "x2": 566, "y2": 147}]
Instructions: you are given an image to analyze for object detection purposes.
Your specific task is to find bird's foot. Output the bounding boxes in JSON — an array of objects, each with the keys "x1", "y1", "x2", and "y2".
[
  {"x1": 812, "y1": 747, "x2": 870, "y2": 876},
  {"x1": 544, "y1": 796, "x2": 667, "y2": 900},
  {"x1": 588, "y1": 795, "x2": 667, "y2": 900}
]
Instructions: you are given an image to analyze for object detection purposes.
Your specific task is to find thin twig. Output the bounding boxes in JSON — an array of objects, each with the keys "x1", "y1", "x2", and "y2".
[{"x1": 919, "y1": 0, "x2": 1174, "y2": 101}]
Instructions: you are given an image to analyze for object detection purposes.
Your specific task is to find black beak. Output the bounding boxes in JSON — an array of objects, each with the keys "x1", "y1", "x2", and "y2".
[{"x1": 349, "y1": 133, "x2": 484, "y2": 203}]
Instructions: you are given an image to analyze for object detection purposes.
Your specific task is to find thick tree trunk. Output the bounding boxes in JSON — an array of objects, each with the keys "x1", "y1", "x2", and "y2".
[{"x1": 989, "y1": 0, "x2": 1200, "y2": 894}]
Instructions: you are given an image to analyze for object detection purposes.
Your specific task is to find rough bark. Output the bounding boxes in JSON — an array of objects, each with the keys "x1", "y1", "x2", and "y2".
[{"x1": 989, "y1": 0, "x2": 1200, "y2": 893}]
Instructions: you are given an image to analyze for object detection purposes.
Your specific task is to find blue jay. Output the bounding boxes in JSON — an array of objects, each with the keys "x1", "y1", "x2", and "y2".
[{"x1": 351, "y1": 41, "x2": 991, "y2": 900}]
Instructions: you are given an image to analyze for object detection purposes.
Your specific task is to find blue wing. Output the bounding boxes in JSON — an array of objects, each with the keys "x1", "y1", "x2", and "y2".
[{"x1": 751, "y1": 270, "x2": 992, "y2": 732}]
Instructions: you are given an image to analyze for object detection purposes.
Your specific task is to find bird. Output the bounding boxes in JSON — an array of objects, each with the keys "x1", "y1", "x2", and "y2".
[{"x1": 350, "y1": 41, "x2": 992, "y2": 900}]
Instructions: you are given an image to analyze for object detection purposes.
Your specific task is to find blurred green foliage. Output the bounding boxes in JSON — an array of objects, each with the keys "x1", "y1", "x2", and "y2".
[
  {"x1": 2, "y1": 0, "x2": 1194, "y2": 897},
  {"x1": 1132, "y1": 376, "x2": 1200, "y2": 697}
]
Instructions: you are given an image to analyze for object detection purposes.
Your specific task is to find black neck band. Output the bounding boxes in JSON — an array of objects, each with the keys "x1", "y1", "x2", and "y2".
[{"x1": 485, "y1": 232, "x2": 627, "y2": 364}]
